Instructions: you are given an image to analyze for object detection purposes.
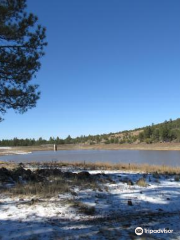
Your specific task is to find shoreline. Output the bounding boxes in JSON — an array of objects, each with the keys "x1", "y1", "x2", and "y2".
[
  {"x1": 1, "y1": 142, "x2": 180, "y2": 156},
  {"x1": 1, "y1": 161, "x2": 180, "y2": 174}
]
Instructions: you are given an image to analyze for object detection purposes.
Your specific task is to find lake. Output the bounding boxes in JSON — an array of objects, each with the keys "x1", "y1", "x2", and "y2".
[{"x1": 1, "y1": 149, "x2": 180, "y2": 167}]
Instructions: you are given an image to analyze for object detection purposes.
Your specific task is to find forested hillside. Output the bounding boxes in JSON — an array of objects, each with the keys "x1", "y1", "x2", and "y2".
[
  {"x1": 138, "y1": 118, "x2": 180, "y2": 143},
  {"x1": 1, "y1": 118, "x2": 180, "y2": 146}
]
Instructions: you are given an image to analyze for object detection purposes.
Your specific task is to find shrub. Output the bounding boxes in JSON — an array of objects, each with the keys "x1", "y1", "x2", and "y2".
[
  {"x1": 5, "y1": 180, "x2": 70, "y2": 198},
  {"x1": 174, "y1": 175, "x2": 180, "y2": 181},
  {"x1": 136, "y1": 178, "x2": 148, "y2": 187},
  {"x1": 69, "y1": 200, "x2": 95, "y2": 215}
]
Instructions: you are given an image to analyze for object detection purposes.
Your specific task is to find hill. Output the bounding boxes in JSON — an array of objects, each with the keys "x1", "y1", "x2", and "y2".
[
  {"x1": 1, "y1": 118, "x2": 180, "y2": 147},
  {"x1": 71, "y1": 118, "x2": 180, "y2": 145}
]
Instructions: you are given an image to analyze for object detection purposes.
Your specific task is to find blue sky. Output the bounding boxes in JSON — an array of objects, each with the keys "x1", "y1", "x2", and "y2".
[{"x1": 1, "y1": 0, "x2": 180, "y2": 140}]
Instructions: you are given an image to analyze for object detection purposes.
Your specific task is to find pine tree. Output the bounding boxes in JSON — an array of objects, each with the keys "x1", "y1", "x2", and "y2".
[{"x1": 0, "y1": 0, "x2": 47, "y2": 121}]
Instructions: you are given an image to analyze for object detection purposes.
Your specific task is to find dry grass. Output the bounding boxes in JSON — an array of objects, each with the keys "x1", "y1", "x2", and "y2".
[
  {"x1": 67, "y1": 200, "x2": 95, "y2": 215},
  {"x1": 136, "y1": 178, "x2": 148, "y2": 187},
  {"x1": 3, "y1": 173, "x2": 99, "y2": 198},
  {"x1": 48, "y1": 175, "x2": 99, "y2": 191},
  {"x1": 2, "y1": 161, "x2": 180, "y2": 178},
  {"x1": 29, "y1": 161, "x2": 180, "y2": 175},
  {"x1": 4, "y1": 180, "x2": 70, "y2": 198},
  {"x1": 112, "y1": 129, "x2": 143, "y2": 138},
  {"x1": 0, "y1": 161, "x2": 18, "y2": 169}
]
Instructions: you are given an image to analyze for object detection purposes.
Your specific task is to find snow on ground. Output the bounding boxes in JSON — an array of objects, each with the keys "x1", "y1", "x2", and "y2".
[
  {"x1": 0, "y1": 150, "x2": 32, "y2": 156},
  {"x1": 0, "y1": 147, "x2": 12, "y2": 150},
  {"x1": 0, "y1": 170, "x2": 180, "y2": 239}
]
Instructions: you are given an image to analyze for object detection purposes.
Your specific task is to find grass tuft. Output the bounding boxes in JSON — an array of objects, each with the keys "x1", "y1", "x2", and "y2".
[
  {"x1": 68, "y1": 200, "x2": 95, "y2": 215},
  {"x1": 136, "y1": 178, "x2": 148, "y2": 187}
]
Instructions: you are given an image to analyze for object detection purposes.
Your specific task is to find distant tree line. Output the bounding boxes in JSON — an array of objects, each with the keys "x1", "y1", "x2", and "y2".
[
  {"x1": 1, "y1": 118, "x2": 180, "y2": 146},
  {"x1": 0, "y1": 134, "x2": 109, "y2": 146},
  {"x1": 0, "y1": 136, "x2": 65, "y2": 146}
]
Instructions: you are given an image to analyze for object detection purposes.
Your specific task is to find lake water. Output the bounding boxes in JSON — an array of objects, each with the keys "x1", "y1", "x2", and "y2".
[{"x1": 1, "y1": 149, "x2": 180, "y2": 167}]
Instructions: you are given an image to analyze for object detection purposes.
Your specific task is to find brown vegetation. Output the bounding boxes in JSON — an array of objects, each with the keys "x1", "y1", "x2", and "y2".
[
  {"x1": 26, "y1": 161, "x2": 180, "y2": 174},
  {"x1": 0, "y1": 166, "x2": 99, "y2": 198},
  {"x1": 67, "y1": 200, "x2": 96, "y2": 215},
  {"x1": 1, "y1": 161, "x2": 180, "y2": 174},
  {"x1": 136, "y1": 178, "x2": 148, "y2": 187}
]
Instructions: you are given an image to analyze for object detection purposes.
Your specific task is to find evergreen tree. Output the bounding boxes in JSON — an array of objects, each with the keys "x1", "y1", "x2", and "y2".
[
  {"x1": 65, "y1": 135, "x2": 72, "y2": 144},
  {"x1": 0, "y1": 0, "x2": 47, "y2": 121},
  {"x1": 152, "y1": 129, "x2": 160, "y2": 142},
  {"x1": 144, "y1": 126, "x2": 152, "y2": 139}
]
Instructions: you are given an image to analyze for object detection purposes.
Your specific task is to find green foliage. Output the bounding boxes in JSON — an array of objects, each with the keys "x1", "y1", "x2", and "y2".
[
  {"x1": 152, "y1": 129, "x2": 160, "y2": 142},
  {"x1": 145, "y1": 138, "x2": 152, "y2": 144},
  {"x1": 137, "y1": 118, "x2": 180, "y2": 143},
  {"x1": 64, "y1": 135, "x2": 73, "y2": 144},
  {"x1": 138, "y1": 132, "x2": 144, "y2": 142},
  {"x1": 144, "y1": 126, "x2": 152, "y2": 139},
  {"x1": 2, "y1": 118, "x2": 180, "y2": 146},
  {"x1": 0, "y1": 0, "x2": 47, "y2": 121}
]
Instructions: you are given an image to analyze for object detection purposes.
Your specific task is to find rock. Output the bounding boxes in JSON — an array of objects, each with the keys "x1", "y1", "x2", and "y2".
[
  {"x1": 36, "y1": 168, "x2": 62, "y2": 177},
  {"x1": 63, "y1": 172, "x2": 76, "y2": 179},
  {"x1": 77, "y1": 171, "x2": 91, "y2": 180},
  {"x1": 18, "y1": 162, "x2": 25, "y2": 168},
  {"x1": 12, "y1": 167, "x2": 28, "y2": 181},
  {"x1": 127, "y1": 200, "x2": 133, "y2": 206},
  {"x1": 121, "y1": 177, "x2": 134, "y2": 185},
  {"x1": 30, "y1": 198, "x2": 40, "y2": 205},
  {"x1": 0, "y1": 167, "x2": 10, "y2": 175},
  {"x1": 126, "y1": 179, "x2": 134, "y2": 186},
  {"x1": 0, "y1": 168, "x2": 13, "y2": 183},
  {"x1": 93, "y1": 173, "x2": 106, "y2": 179},
  {"x1": 10, "y1": 167, "x2": 41, "y2": 182},
  {"x1": 153, "y1": 172, "x2": 160, "y2": 179},
  {"x1": 174, "y1": 175, "x2": 180, "y2": 181}
]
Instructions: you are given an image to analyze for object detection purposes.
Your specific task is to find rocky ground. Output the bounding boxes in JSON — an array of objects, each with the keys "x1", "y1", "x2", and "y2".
[{"x1": 0, "y1": 164, "x2": 180, "y2": 240}]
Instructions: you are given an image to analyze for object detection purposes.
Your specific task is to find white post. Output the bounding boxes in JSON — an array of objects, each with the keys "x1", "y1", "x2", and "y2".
[{"x1": 54, "y1": 144, "x2": 57, "y2": 151}]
